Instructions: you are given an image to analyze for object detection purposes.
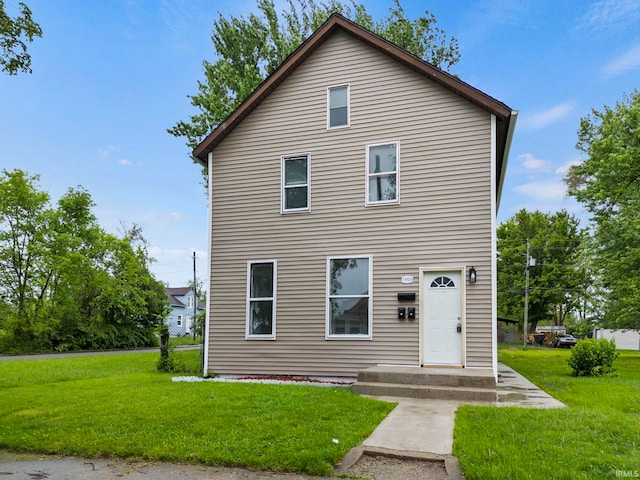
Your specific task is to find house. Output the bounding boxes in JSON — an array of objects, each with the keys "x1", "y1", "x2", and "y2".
[
  {"x1": 193, "y1": 14, "x2": 517, "y2": 381},
  {"x1": 164, "y1": 287, "x2": 204, "y2": 337}
]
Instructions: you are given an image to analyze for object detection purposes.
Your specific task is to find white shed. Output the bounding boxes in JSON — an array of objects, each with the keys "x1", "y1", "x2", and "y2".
[{"x1": 593, "y1": 329, "x2": 640, "y2": 351}]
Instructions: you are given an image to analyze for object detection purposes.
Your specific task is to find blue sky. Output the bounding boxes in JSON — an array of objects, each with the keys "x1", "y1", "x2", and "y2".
[{"x1": 1, "y1": 0, "x2": 639, "y2": 287}]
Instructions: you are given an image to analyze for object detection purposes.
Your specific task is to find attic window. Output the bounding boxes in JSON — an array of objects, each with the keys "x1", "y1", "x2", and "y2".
[{"x1": 327, "y1": 85, "x2": 349, "y2": 129}]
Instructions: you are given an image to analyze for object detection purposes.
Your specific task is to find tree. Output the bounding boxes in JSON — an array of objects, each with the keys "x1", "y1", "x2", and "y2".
[
  {"x1": 566, "y1": 90, "x2": 640, "y2": 330},
  {"x1": 0, "y1": 169, "x2": 169, "y2": 353},
  {"x1": 497, "y1": 209, "x2": 588, "y2": 333},
  {"x1": 169, "y1": 0, "x2": 459, "y2": 181},
  {"x1": 0, "y1": 170, "x2": 53, "y2": 338},
  {"x1": 0, "y1": 1, "x2": 42, "y2": 75}
]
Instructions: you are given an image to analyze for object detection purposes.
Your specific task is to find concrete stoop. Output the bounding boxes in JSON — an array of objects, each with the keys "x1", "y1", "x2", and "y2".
[{"x1": 352, "y1": 365, "x2": 497, "y2": 402}]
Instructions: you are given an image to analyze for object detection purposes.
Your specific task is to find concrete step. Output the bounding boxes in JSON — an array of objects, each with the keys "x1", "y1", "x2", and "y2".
[
  {"x1": 357, "y1": 366, "x2": 496, "y2": 389},
  {"x1": 353, "y1": 381, "x2": 497, "y2": 402}
]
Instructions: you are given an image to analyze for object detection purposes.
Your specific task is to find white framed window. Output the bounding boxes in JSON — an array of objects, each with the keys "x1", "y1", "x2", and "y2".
[
  {"x1": 366, "y1": 142, "x2": 399, "y2": 205},
  {"x1": 187, "y1": 295, "x2": 194, "y2": 308},
  {"x1": 326, "y1": 256, "x2": 372, "y2": 339},
  {"x1": 281, "y1": 153, "x2": 310, "y2": 213},
  {"x1": 246, "y1": 260, "x2": 277, "y2": 339},
  {"x1": 327, "y1": 84, "x2": 350, "y2": 129},
  {"x1": 177, "y1": 315, "x2": 182, "y2": 327}
]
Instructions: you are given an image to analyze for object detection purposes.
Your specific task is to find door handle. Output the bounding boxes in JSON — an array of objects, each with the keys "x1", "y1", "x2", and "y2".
[{"x1": 456, "y1": 323, "x2": 462, "y2": 333}]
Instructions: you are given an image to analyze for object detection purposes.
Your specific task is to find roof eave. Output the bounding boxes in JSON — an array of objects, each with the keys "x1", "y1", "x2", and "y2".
[{"x1": 496, "y1": 110, "x2": 518, "y2": 211}]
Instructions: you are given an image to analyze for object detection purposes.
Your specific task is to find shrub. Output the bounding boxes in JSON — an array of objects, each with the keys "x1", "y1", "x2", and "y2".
[{"x1": 568, "y1": 338, "x2": 619, "y2": 376}]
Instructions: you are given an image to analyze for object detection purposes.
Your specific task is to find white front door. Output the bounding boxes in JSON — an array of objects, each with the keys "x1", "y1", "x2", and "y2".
[{"x1": 422, "y1": 271, "x2": 462, "y2": 366}]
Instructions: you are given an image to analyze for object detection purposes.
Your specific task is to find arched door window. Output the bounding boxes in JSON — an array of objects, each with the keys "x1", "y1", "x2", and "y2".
[{"x1": 430, "y1": 276, "x2": 455, "y2": 288}]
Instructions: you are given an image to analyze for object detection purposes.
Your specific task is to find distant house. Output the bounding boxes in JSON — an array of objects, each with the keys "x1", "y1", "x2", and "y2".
[
  {"x1": 193, "y1": 14, "x2": 517, "y2": 380},
  {"x1": 165, "y1": 287, "x2": 204, "y2": 337},
  {"x1": 594, "y1": 328, "x2": 640, "y2": 351}
]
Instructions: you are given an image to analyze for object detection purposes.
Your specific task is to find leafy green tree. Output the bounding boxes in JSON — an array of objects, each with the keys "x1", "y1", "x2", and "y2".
[
  {"x1": 497, "y1": 209, "x2": 588, "y2": 333},
  {"x1": 0, "y1": 169, "x2": 56, "y2": 350},
  {"x1": 0, "y1": 1, "x2": 42, "y2": 74},
  {"x1": 566, "y1": 90, "x2": 640, "y2": 330},
  {"x1": 0, "y1": 169, "x2": 169, "y2": 353},
  {"x1": 169, "y1": 0, "x2": 459, "y2": 178}
]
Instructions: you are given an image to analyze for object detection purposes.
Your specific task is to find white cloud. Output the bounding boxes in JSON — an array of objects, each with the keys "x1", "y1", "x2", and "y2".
[
  {"x1": 603, "y1": 45, "x2": 640, "y2": 77},
  {"x1": 555, "y1": 159, "x2": 582, "y2": 175},
  {"x1": 519, "y1": 153, "x2": 552, "y2": 172},
  {"x1": 521, "y1": 103, "x2": 574, "y2": 130},
  {"x1": 118, "y1": 158, "x2": 133, "y2": 166},
  {"x1": 514, "y1": 180, "x2": 567, "y2": 200},
  {"x1": 98, "y1": 145, "x2": 119, "y2": 159},
  {"x1": 576, "y1": 0, "x2": 640, "y2": 32},
  {"x1": 163, "y1": 212, "x2": 183, "y2": 222}
]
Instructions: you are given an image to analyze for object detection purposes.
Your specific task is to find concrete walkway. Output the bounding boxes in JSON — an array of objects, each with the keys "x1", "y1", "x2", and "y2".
[{"x1": 336, "y1": 362, "x2": 566, "y2": 478}]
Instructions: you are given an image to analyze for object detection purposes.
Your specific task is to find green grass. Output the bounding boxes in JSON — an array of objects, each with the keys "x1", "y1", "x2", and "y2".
[
  {"x1": 454, "y1": 348, "x2": 640, "y2": 480},
  {"x1": 0, "y1": 353, "x2": 394, "y2": 476},
  {"x1": 169, "y1": 336, "x2": 202, "y2": 347}
]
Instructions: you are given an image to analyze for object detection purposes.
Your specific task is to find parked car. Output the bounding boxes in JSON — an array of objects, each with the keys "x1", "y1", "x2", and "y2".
[{"x1": 553, "y1": 334, "x2": 578, "y2": 348}]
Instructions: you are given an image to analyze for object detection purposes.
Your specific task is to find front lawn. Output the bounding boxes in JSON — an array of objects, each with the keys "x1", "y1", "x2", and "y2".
[
  {"x1": 0, "y1": 353, "x2": 394, "y2": 476},
  {"x1": 454, "y1": 348, "x2": 640, "y2": 480}
]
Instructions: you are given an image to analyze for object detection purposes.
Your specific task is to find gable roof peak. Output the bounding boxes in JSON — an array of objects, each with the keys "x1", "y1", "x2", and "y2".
[{"x1": 193, "y1": 12, "x2": 513, "y2": 163}]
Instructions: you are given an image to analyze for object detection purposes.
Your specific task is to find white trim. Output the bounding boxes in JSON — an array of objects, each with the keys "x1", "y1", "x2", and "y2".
[
  {"x1": 327, "y1": 84, "x2": 350, "y2": 129},
  {"x1": 365, "y1": 141, "x2": 400, "y2": 206},
  {"x1": 203, "y1": 152, "x2": 213, "y2": 376},
  {"x1": 490, "y1": 115, "x2": 498, "y2": 381},
  {"x1": 245, "y1": 260, "x2": 277, "y2": 340},
  {"x1": 281, "y1": 152, "x2": 311, "y2": 214},
  {"x1": 325, "y1": 255, "x2": 373, "y2": 340},
  {"x1": 419, "y1": 266, "x2": 466, "y2": 367}
]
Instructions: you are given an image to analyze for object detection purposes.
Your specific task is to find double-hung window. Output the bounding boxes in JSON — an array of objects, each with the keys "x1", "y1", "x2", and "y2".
[
  {"x1": 327, "y1": 85, "x2": 349, "y2": 129},
  {"x1": 326, "y1": 256, "x2": 372, "y2": 339},
  {"x1": 281, "y1": 154, "x2": 310, "y2": 213},
  {"x1": 246, "y1": 261, "x2": 276, "y2": 339},
  {"x1": 366, "y1": 142, "x2": 399, "y2": 205}
]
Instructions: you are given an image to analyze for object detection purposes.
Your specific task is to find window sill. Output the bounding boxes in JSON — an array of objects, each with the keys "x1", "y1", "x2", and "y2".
[
  {"x1": 325, "y1": 335, "x2": 372, "y2": 340},
  {"x1": 365, "y1": 201, "x2": 399, "y2": 207},
  {"x1": 281, "y1": 209, "x2": 311, "y2": 215}
]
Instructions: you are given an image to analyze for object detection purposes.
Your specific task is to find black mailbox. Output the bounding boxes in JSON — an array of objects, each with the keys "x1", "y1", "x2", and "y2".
[
  {"x1": 398, "y1": 307, "x2": 406, "y2": 320},
  {"x1": 407, "y1": 307, "x2": 416, "y2": 320},
  {"x1": 397, "y1": 292, "x2": 416, "y2": 302}
]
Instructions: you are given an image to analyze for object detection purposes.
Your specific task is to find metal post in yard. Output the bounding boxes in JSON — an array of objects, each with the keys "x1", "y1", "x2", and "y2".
[
  {"x1": 524, "y1": 239, "x2": 530, "y2": 350},
  {"x1": 193, "y1": 251, "x2": 197, "y2": 341}
]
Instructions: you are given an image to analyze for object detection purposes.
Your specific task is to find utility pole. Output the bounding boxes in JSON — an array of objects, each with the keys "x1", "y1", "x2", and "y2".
[
  {"x1": 523, "y1": 240, "x2": 536, "y2": 350},
  {"x1": 193, "y1": 251, "x2": 197, "y2": 341},
  {"x1": 523, "y1": 239, "x2": 530, "y2": 350}
]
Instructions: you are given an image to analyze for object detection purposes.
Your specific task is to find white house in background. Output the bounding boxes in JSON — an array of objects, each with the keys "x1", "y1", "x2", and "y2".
[
  {"x1": 165, "y1": 287, "x2": 204, "y2": 337},
  {"x1": 594, "y1": 328, "x2": 640, "y2": 351}
]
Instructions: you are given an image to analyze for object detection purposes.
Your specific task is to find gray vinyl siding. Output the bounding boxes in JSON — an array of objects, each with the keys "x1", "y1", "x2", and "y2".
[{"x1": 207, "y1": 31, "x2": 494, "y2": 377}]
